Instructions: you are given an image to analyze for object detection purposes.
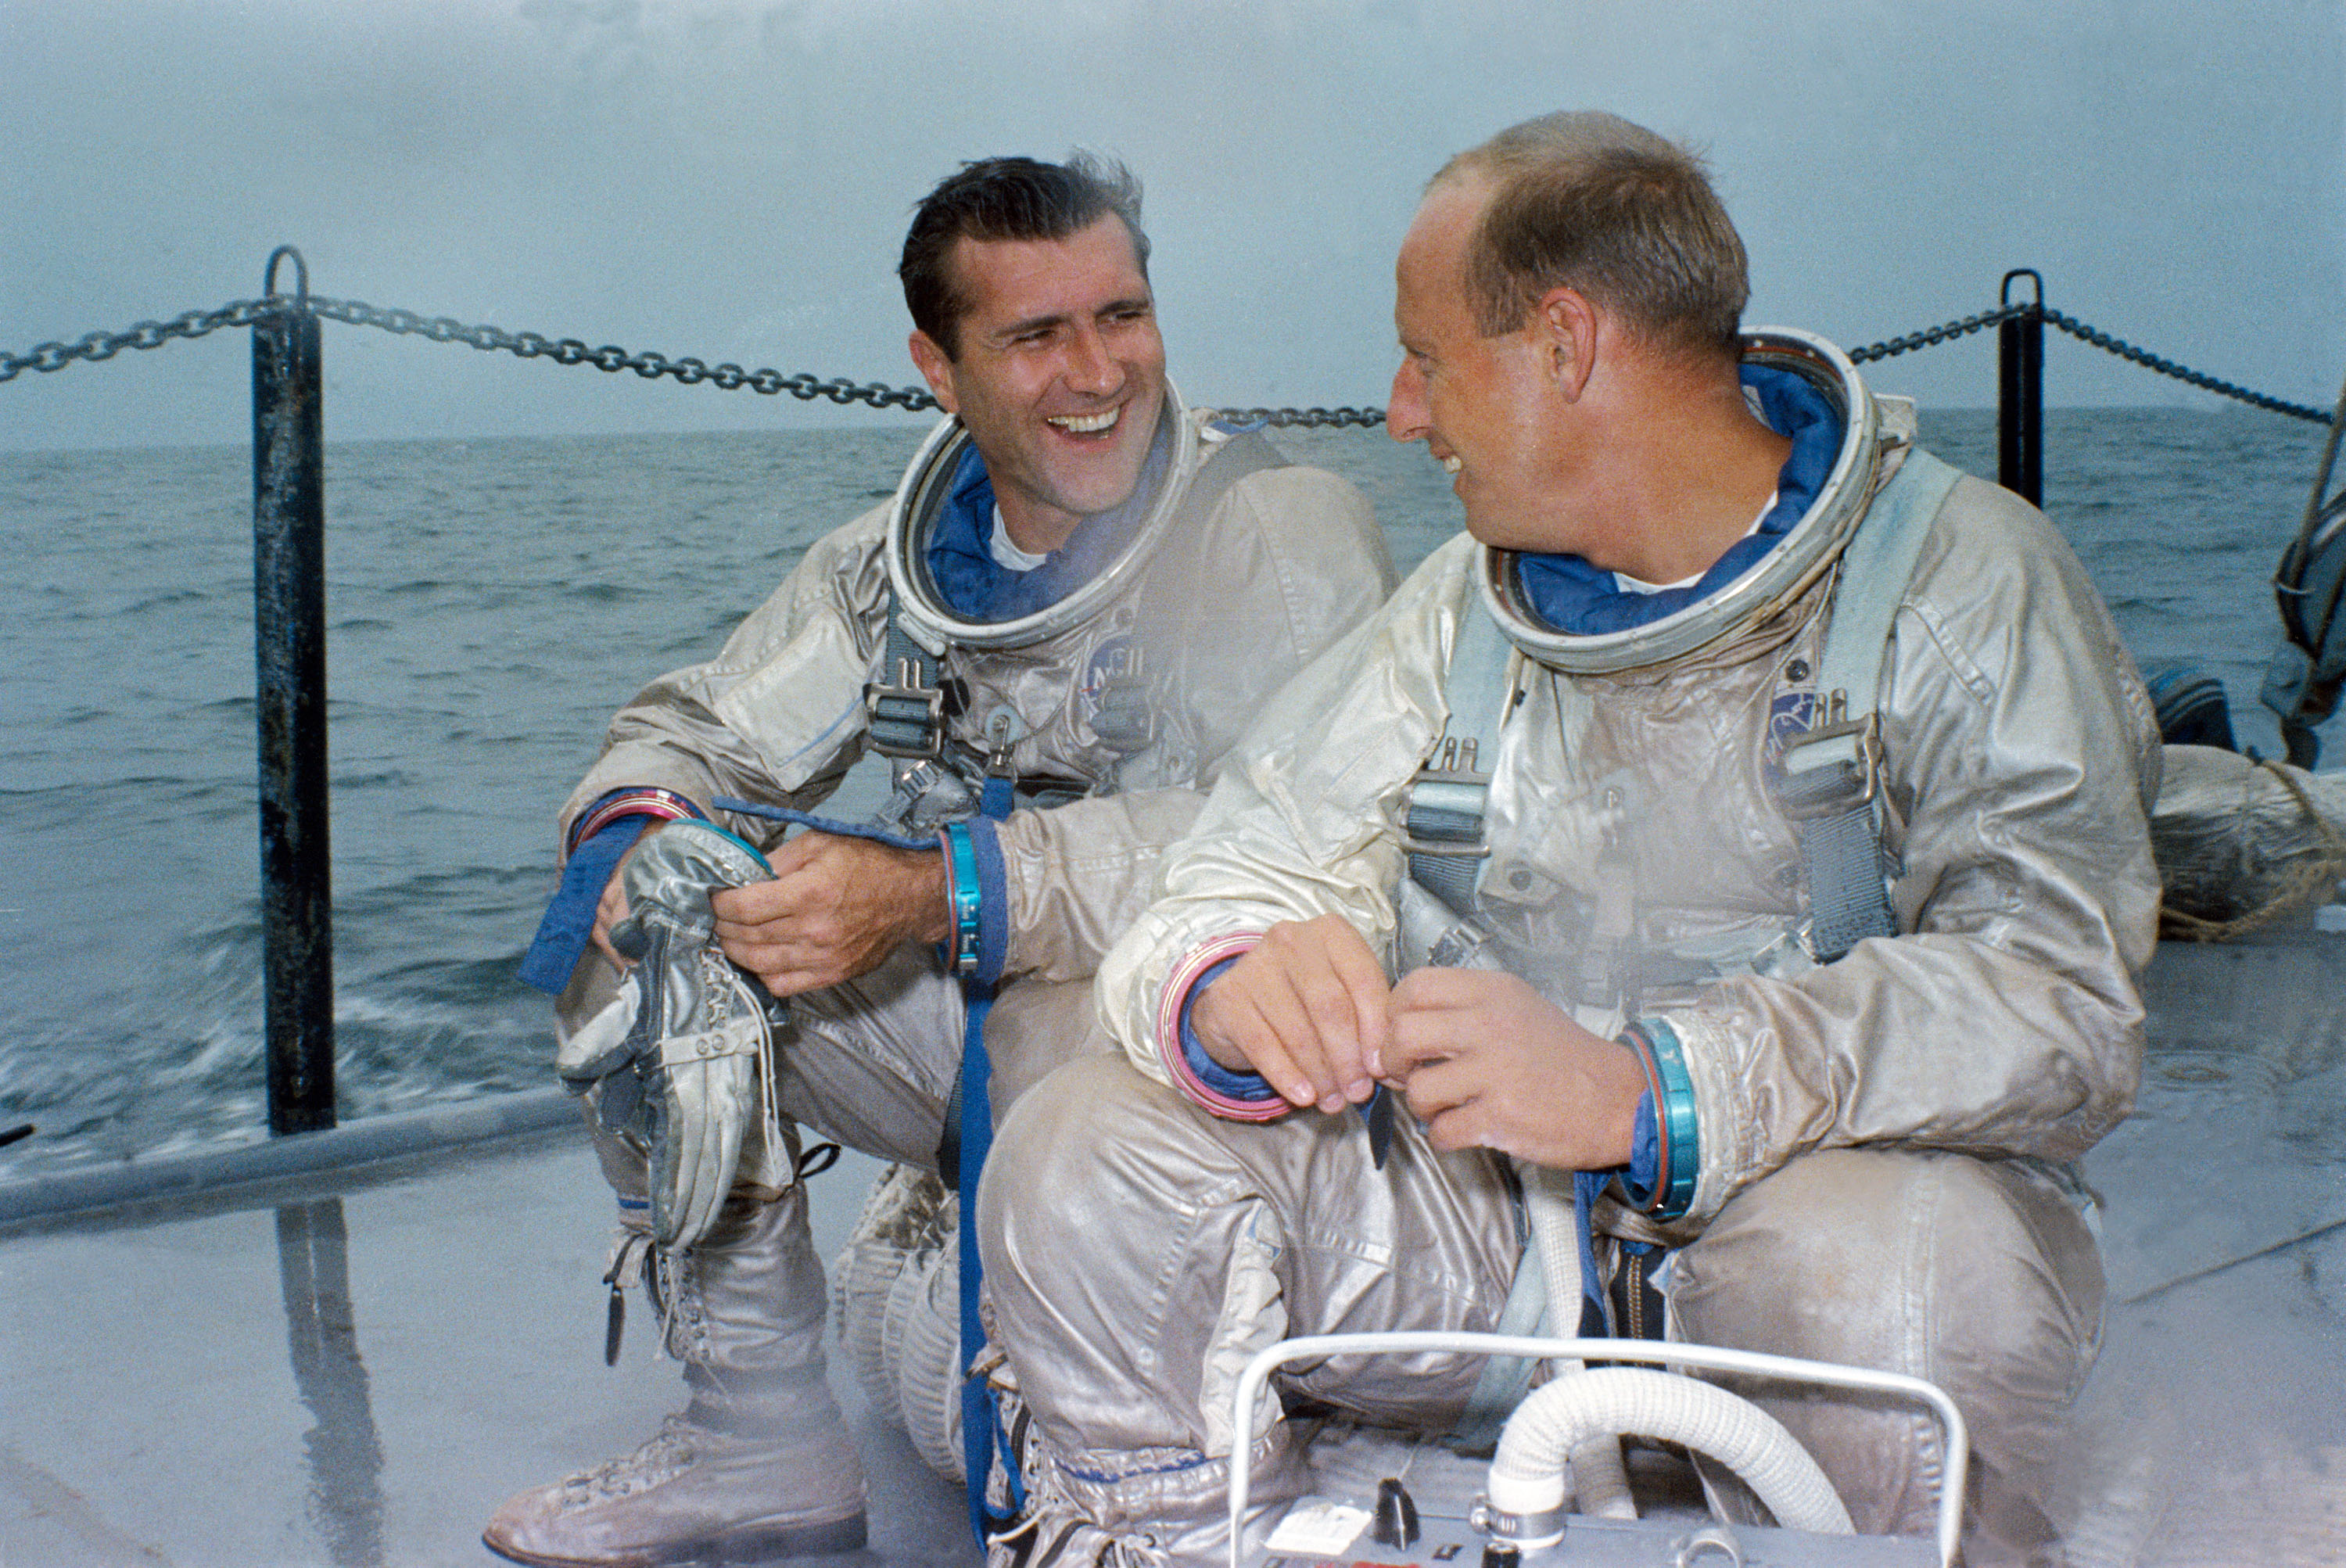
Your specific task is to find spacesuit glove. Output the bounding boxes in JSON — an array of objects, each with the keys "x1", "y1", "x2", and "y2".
[{"x1": 607, "y1": 821, "x2": 780, "y2": 1249}]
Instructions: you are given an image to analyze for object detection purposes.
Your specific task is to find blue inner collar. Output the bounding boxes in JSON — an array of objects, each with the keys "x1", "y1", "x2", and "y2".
[
  {"x1": 1510, "y1": 363, "x2": 1845, "y2": 637},
  {"x1": 924, "y1": 412, "x2": 1174, "y2": 623}
]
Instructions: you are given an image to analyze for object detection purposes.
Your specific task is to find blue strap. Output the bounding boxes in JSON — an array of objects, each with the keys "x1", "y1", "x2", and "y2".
[
  {"x1": 698, "y1": 794, "x2": 1013, "y2": 1536},
  {"x1": 956, "y1": 981, "x2": 1015, "y2": 1538},
  {"x1": 518, "y1": 817, "x2": 647, "y2": 993},
  {"x1": 708, "y1": 797, "x2": 936, "y2": 852},
  {"x1": 720, "y1": 785, "x2": 1004, "y2": 1530},
  {"x1": 1573, "y1": 1169, "x2": 1609, "y2": 1326},
  {"x1": 711, "y1": 793, "x2": 1015, "y2": 1531},
  {"x1": 956, "y1": 783, "x2": 1020, "y2": 1541},
  {"x1": 940, "y1": 427, "x2": 1290, "y2": 1541},
  {"x1": 979, "y1": 770, "x2": 1017, "y2": 821}
]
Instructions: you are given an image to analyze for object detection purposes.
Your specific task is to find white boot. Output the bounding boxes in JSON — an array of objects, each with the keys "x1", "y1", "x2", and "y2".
[{"x1": 486, "y1": 1181, "x2": 867, "y2": 1566}]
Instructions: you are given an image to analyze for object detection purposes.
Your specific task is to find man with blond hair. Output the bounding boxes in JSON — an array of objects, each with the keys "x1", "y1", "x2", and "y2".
[{"x1": 979, "y1": 112, "x2": 2154, "y2": 1567}]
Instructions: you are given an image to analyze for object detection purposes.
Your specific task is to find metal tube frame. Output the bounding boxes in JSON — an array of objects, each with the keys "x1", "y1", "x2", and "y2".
[{"x1": 1227, "y1": 1332, "x2": 1968, "y2": 1568}]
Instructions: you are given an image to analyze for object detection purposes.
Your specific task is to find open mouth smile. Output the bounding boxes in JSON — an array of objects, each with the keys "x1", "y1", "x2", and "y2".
[{"x1": 1048, "y1": 407, "x2": 1121, "y2": 436}]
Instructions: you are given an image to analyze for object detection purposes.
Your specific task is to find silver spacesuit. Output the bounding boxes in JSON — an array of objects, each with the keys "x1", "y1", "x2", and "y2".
[
  {"x1": 486, "y1": 399, "x2": 1390, "y2": 1566},
  {"x1": 981, "y1": 333, "x2": 2160, "y2": 1567}
]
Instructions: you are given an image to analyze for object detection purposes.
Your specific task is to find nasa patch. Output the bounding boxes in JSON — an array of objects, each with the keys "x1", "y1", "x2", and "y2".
[{"x1": 1079, "y1": 634, "x2": 1139, "y2": 719}]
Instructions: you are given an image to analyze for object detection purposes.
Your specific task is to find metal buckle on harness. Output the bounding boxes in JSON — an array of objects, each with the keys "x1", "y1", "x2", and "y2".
[
  {"x1": 864, "y1": 654, "x2": 945, "y2": 760},
  {"x1": 982, "y1": 712, "x2": 1018, "y2": 783},
  {"x1": 1774, "y1": 694, "x2": 1882, "y2": 821},
  {"x1": 1401, "y1": 735, "x2": 1494, "y2": 858}
]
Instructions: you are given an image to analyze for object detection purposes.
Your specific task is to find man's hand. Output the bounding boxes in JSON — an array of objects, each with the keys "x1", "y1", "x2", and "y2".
[
  {"x1": 1383, "y1": 967, "x2": 1647, "y2": 1170},
  {"x1": 711, "y1": 831, "x2": 951, "y2": 997},
  {"x1": 589, "y1": 821, "x2": 662, "y2": 971},
  {"x1": 1189, "y1": 915, "x2": 1391, "y2": 1114}
]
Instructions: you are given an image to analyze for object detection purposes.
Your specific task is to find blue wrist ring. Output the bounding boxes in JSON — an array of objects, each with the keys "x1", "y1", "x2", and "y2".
[
  {"x1": 942, "y1": 820, "x2": 982, "y2": 978},
  {"x1": 1627, "y1": 1017, "x2": 1700, "y2": 1223}
]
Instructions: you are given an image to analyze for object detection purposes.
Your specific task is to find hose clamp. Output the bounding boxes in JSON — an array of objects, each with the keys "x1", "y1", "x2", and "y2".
[{"x1": 1469, "y1": 1496, "x2": 1566, "y2": 1550}]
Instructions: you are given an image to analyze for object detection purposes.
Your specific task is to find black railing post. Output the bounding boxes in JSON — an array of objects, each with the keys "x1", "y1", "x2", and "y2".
[
  {"x1": 252, "y1": 246, "x2": 335, "y2": 1136},
  {"x1": 1999, "y1": 269, "x2": 2045, "y2": 507}
]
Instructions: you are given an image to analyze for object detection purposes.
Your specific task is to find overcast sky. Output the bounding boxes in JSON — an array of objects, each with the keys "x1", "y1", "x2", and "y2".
[{"x1": 2, "y1": 0, "x2": 2340, "y2": 450}]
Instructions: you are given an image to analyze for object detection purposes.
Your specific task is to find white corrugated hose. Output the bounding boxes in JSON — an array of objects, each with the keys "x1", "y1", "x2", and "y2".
[
  {"x1": 1517, "y1": 1163, "x2": 1638, "y2": 1522},
  {"x1": 1487, "y1": 1363, "x2": 1853, "y2": 1545}
]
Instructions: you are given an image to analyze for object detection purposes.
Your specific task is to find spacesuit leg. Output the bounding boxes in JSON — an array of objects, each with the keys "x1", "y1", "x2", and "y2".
[
  {"x1": 1667, "y1": 1148, "x2": 2103, "y2": 1568},
  {"x1": 978, "y1": 1055, "x2": 1518, "y2": 1568}
]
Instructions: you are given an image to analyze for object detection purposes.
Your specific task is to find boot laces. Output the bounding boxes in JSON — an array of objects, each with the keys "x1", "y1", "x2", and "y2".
[{"x1": 556, "y1": 1416, "x2": 706, "y2": 1505}]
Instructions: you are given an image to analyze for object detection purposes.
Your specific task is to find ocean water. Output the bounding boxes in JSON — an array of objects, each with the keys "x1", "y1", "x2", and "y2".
[{"x1": 0, "y1": 405, "x2": 2332, "y2": 1181}]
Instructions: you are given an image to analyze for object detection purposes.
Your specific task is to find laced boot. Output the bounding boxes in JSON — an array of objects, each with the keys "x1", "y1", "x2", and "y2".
[{"x1": 486, "y1": 1180, "x2": 867, "y2": 1566}]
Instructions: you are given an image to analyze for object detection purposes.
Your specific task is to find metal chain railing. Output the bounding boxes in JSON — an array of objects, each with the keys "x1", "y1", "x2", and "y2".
[
  {"x1": 5, "y1": 288, "x2": 2334, "y2": 425},
  {"x1": 0, "y1": 294, "x2": 940, "y2": 412},
  {"x1": 1212, "y1": 404, "x2": 1386, "y2": 429},
  {"x1": 1846, "y1": 305, "x2": 2029, "y2": 364},
  {"x1": 303, "y1": 295, "x2": 940, "y2": 411},
  {"x1": 1844, "y1": 302, "x2": 2332, "y2": 422},
  {"x1": 0, "y1": 300, "x2": 275, "y2": 379},
  {"x1": 2040, "y1": 307, "x2": 2330, "y2": 422}
]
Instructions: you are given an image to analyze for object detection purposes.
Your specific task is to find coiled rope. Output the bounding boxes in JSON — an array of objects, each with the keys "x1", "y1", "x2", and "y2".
[
  {"x1": 3, "y1": 292, "x2": 2333, "y2": 427},
  {"x1": 2159, "y1": 757, "x2": 2346, "y2": 942}
]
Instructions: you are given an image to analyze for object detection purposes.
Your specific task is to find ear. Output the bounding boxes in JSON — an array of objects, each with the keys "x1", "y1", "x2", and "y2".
[
  {"x1": 1534, "y1": 287, "x2": 1599, "y2": 404},
  {"x1": 908, "y1": 330, "x2": 959, "y2": 414}
]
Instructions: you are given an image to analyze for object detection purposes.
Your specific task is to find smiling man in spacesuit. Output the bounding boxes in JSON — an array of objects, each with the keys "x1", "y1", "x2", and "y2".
[
  {"x1": 486, "y1": 153, "x2": 1390, "y2": 1568},
  {"x1": 979, "y1": 113, "x2": 2158, "y2": 1567}
]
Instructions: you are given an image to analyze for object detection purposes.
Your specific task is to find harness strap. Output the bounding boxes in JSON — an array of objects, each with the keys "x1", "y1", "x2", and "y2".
[
  {"x1": 866, "y1": 608, "x2": 949, "y2": 759},
  {"x1": 1776, "y1": 449, "x2": 1962, "y2": 961},
  {"x1": 1447, "y1": 1210, "x2": 1549, "y2": 1453},
  {"x1": 956, "y1": 881, "x2": 1012, "y2": 1540},
  {"x1": 1403, "y1": 597, "x2": 1518, "y2": 916}
]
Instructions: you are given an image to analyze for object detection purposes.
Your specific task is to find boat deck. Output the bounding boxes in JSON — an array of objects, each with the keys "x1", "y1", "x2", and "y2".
[
  {"x1": 0, "y1": 1135, "x2": 975, "y2": 1568},
  {"x1": 4, "y1": 935, "x2": 2344, "y2": 1566}
]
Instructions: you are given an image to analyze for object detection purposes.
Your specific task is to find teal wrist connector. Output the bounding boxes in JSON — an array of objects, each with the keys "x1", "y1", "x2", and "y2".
[
  {"x1": 1624, "y1": 1017, "x2": 1699, "y2": 1223},
  {"x1": 942, "y1": 820, "x2": 982, "y2": 978}
]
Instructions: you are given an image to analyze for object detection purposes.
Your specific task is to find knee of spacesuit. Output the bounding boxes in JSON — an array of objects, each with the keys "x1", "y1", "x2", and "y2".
[
  {"x1": 981, "y1": 975, "x2": 1119, "y2": 1114},
  {"x1": 1670, "y1": 1148, "x2": 2102, "y2": 1559},
  {"x1": 979, "y1": 1056, "x2": 1305, "y2": 1555},
  {"x1": 981, "y1": 1056, "x2": 1288, "y2": 1441}
]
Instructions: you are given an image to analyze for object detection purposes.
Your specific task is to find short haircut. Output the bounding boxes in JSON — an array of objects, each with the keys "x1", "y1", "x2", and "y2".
[
  {"x1": 899, "y1": 154, "x2": 1150, "y2": 359},
  {"x1": 1432, "y1": 111, "x2": 1748, "y2": 359}
]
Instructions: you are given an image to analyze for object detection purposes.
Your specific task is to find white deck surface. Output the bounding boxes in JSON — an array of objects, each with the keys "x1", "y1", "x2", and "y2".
[{"x1": 0, "y1": 1136, "x2": 975, "y2": 1568}]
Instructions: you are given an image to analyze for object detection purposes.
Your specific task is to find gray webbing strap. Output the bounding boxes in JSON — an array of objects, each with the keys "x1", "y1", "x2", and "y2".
[
  {"x1": 1405, "y1": 597, "x2": 1516, "y2": 915},
  {"x1": 1790, "y1": 803, "x2": 1893, "y2": 961},
  {"x1": 866, "y1": 608, "x2": 945, "y2": 758},
  {"x1": 1777, "y1": 449, "x2": 1964, "y2": 961}
]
